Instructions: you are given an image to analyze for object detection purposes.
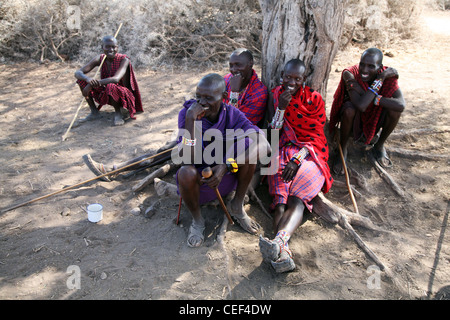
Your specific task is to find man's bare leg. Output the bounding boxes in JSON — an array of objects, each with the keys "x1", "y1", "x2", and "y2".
[
  {"x1": 227, "y1": 163, "x2": 261, "y2": 234},
  {"x1": 333, "y1": 102, "x2": 355, "y2": 175},
  {"x1": 177, "y1": 165, "x2": 205, "y2": 247},
  {"x1": 79, "y1": 86, "x2": 100, "y2": 122},
  {"x1": 371, "y1": 110, "x2": 401, "y2": 168}
]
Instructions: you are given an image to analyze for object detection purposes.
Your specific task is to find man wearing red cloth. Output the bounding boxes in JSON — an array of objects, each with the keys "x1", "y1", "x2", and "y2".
[
  {"x1": 75, "y1": 35, "x2": 143, "y2": 126},
  {"x1": 223, "y1": 48, "x2": 268, "y2": 127},
  {"x1": 259, "y1": 59, "x2": 333, "y2": 273},
  {"x1": 329, "y1": 48, "x2": 405, "y2": 173}
]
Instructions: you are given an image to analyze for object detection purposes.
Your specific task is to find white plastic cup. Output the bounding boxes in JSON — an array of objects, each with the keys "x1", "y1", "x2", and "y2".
[{"x1": 87, "y1": 203, "x2": 103, "y2": 223}]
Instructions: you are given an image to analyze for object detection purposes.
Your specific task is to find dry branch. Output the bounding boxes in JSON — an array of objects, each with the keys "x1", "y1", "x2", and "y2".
[
  {"x1": 367, "y1": 151, "x2": 406, "y2": 198},
  {"x1": 132, "y1": 163, "x2": 174, "y2": 193},
  {"x1": 312, "y1": 193, "x2": 388, "y2": 271},
  {"x1": 154, "y1": 178, "x2": 179, "y2": 198},
  {"x1": 312, "y1": 193, "x2": 385, "y2": 232}
]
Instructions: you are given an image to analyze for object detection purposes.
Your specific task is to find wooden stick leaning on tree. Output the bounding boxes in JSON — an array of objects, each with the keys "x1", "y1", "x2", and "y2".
[
  {"x1": 0, "y1": 146, "x2": 175, "y2": 214},
  {"x1": 62, "y1": 23, "x2": 123, "y2": 141}
]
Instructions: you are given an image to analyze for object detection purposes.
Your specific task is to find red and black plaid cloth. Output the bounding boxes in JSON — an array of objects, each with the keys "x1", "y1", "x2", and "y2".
[
  {"x1": 329, "y1": 64, "x2": 399, "y2": 144},
  {"x1": 270, "y1": 85, "x2": 333, "y2": 196},
  {"x1": 77, "y1": 53, "x2": 143, "y2": 119},
  {"x1": 224, "y1": 70, "x2": 268, "y2": 125}
]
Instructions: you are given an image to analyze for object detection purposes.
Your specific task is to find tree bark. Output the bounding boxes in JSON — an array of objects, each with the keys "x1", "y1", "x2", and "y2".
[{"x1": 259, "y1": 0, "x2": 344, "y2": 99}]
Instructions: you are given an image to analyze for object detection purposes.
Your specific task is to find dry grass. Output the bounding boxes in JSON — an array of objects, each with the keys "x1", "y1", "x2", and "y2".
[{"x1": 0, "y1": 0, "x2": 434, "y2": 67}]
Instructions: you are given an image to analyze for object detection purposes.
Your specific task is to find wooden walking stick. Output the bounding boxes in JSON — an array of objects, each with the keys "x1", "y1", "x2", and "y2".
[
  {"x1": 62, "y1": 23, "x2": 123, "y2": 141},
  {"x1": 335, "y1": 129, "x2": 359, "y2": 214},
  {"x1": 1, "y1": 146, "x2": 175, "y2": 214},
  {"x1": 201, "y1": 167, "x2": 234, "y2": 225},
  {"x1": 337, "y1": 141, "x2": 359, "y2": 214}
]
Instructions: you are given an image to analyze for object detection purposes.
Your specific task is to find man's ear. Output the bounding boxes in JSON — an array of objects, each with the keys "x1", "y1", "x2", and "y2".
[{"x1": 222, "y1": 90, "x2": 228, "y2": 100}]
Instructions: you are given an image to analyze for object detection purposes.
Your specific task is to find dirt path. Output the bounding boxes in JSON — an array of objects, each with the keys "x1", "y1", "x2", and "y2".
[{"x1": 0, "y1": 8, "x2": 448, "y2": 300}]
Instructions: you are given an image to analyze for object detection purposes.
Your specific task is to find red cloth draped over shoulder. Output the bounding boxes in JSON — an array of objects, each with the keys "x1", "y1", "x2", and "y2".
[
  {"x1": 273, "y1": 85, "x2": 333, "y2": 193},
  {"x1": 77, "y1": 53, "x2": 143, "y2": 118},
  {"x1": 329, "y1": 64, "x2": 399, "y2": 144}
]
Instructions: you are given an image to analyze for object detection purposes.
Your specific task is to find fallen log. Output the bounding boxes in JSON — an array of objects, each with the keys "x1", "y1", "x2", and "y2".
[
  {"x1": 132, "y1": 163, "x2": 175, "y2": 192},
  {"x1": 154, "y1": 178, "x2": 179, "y2": 198},
  {"x1": 367, "y1": 150, "x2": 406, "y2": 198}
]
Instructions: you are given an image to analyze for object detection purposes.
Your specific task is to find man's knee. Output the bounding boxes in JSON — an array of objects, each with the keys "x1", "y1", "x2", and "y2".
[
  {"x1": 80, "y1": 85, "x2": 91, "y2": 98},
  {"x1": 387, "y1": 109, "x2": 402, "y2": 122},
  {"x1": 178, "y1": 165, "x2": 199, "y2": 187}
]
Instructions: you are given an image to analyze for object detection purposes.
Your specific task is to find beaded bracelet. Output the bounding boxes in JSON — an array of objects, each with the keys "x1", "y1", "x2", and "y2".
[
  {"x1": 226, "y1": 158, "x2": 238, "y2": 173},
  {"x1": 270, "y1": 108, "x2": 285, "y2": 130},
  {"x1": 374, "y1": 95, "x2": 382, "y2": 106},
  {"x1": 368, "y1": 87, "x2": 379, "y2": 96},
  {"x1": 370, "y1": 78, "x2": 383, "y2": 92},
  {"x1": 290, "y1": 147, "x2": 309, "y2": 167},
  {"x1": 182, "y1": 136, "x2": 196, "y2": 146},
  {"x1": 229, "y1": 91, "x2": 239, "y2": 107}
]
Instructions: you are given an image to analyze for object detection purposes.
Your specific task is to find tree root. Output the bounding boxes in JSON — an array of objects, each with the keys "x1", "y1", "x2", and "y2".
[{"x1": 367, "y1": 150, "x2": 406, "y2": 199}]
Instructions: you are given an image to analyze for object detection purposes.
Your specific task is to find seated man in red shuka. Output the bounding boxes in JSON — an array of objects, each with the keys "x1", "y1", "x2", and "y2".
[
  {"x1": 259, "y1": 59, "x2": 333, "y2": 273},
  {"x1": 75, "y1": 35, "x2": 143, "y2": 126}
]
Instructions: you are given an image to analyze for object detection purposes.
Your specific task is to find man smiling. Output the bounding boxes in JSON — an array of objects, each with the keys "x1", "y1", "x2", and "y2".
[
  {"x1": 224, "y1": 48, "x2": 268, "y2": 127},
  {"x1": 329, "y1": 48, "x2": 405, "y2": 173},
  {"x1": 259, "y1": 59, "x2": 332, "y2": 273},
  {"x1": 176, "y1": 73, "x2": 270, "y2": 247},
  {"x1": 75, "y1": 35, "x2": 143, "y2": 126}
]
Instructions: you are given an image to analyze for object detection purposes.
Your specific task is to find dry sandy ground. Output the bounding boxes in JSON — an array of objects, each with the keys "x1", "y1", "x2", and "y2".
[{"x1": 0, "y1": 8, "x2": 449, "y2": 301}]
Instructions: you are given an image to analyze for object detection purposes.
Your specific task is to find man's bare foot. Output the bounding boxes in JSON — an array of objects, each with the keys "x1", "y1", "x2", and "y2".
[
  {"x1": 187, "y1": 220, "x2": 205, "y2": 247},
  {"x1": 332, "y1": 147, "x2": 347, "y2": 176},
  {"x1": 120, "y1": 108, "x2": 130, "y2": 120},
  {"x1": 227, "y1": 200, "x2": 260, "y2": 235},
  {"x1": 113, "y1": 114, "x2": 125, "y2": 126},
  {"x1": 372, "y1": 145, "x2": 393, "y2": 168}
]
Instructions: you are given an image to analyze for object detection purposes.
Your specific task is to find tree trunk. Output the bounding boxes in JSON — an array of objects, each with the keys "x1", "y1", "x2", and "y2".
[{"x1": 259, "y1": 0, "x2": 344, "y2": 99}]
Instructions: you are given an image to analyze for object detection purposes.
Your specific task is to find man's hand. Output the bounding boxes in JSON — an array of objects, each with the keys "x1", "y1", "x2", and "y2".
[
  {"x1": 278, "y1": 89, "x2": 292, "y2": 110},
  {"x1": 281, "y1": 160, "x2": 299, "y2": 182},
  {"x1": 229, "y1": 73, "x2": 243, "y2": 92},
  {"x1": 186, "y1": 101, "x2": 209, "y2": 120},
  {"x1": 200, "y1": 164, "x2": 227, "y2": 189},
  {"x1": 87, "y1": 78, "x2": 102, "y2": 88},
  {"x1": 378, "y1": 67, "x2": 399, "y2": 81}
]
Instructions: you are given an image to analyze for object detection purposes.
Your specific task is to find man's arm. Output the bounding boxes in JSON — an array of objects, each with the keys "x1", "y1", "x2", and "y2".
[
  {"x1": 74, "y1": 55, "x2": 102, "y2": 83},
  {"x1": 98, "y1": 57, "x2": 130, "y2": 86},
  {"x1": 344, "y1": 68, "x2": 404, "y2": 113}
]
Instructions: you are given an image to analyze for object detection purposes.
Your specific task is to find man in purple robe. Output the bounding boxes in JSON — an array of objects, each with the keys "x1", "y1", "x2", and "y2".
[{"x1": 176, "y1": 73, "x2": 271, "y2": 247}]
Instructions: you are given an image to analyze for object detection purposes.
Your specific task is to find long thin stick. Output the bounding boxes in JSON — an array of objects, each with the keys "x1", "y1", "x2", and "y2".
[
  {"x1": 337, "y1": 137, "x2": 359, "y2": 214},
  {"x1": 1, "y1": 146, "x2": 175, "y2": 214},
  {"x1": 201, "y1": 167, "x2": 234, "y2": 225},
  {"x1": 62, "y1": 23, "x2": 123, "y2": 141}
]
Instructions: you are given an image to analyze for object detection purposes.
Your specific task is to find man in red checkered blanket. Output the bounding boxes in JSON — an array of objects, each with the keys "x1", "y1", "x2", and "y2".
[
  {"x1": 329, "y1": 48, "x2": 405, "y2": 174},
  {"x1": 223, "y1": 48, "x2": 268, "y2": 127},
  {"x1": 75, "y1": 35, "x2": 143, "y2": 126},
  {"x1": 259, "y1": 59, "x2": 333, "y2": 273}
]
